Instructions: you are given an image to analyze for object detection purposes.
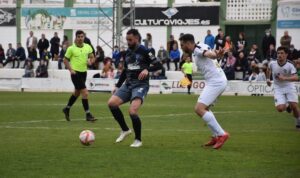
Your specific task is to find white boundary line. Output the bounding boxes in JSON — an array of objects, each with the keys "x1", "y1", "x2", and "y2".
[{"x1": 0, "y1": 111, "x2": 257, "y2": 125}]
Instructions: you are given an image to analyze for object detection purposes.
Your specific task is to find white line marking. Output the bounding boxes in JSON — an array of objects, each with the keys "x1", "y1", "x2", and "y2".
[{"x1": 0, "y1": 111, "x2": 257, "y2": 125}]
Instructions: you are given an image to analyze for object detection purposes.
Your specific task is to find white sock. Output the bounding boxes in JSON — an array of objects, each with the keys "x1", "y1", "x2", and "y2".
[
  {"x1": 202, "y1": 111, "x2": 225, "y2": 136},
  {"x1": 296, "y1": 117, "x2": 300, "y2": 126}
]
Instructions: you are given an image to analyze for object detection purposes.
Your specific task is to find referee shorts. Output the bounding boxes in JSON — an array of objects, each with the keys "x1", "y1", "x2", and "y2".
[{"x1": 71, "y1": 71, "x2": 87, "y2": 90}]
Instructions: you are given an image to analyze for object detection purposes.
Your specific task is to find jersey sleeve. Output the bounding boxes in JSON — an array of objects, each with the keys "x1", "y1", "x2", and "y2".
[
  {"x1": 64, "y1": 47, "x2": 72, "y2": 60},
  {"x1": 146, "y1": 49, "x2": 157, "y2": 64},
  {"x1": 268, "y1": 61, "x2": 273, "y2": 70},
  {"x1": 290, "y1": 63, "x2": 297, "y2": 74},
  {"x1": 87, "y1": 44, "x2": 93, "y2": 54},
  {"x1": 194, "y1": 44, "x2": 208, "y2": 57}
]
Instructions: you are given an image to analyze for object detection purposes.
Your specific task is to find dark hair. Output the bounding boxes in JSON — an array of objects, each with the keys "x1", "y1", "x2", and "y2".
[
  {"x1": 277, "y1": 46, "x2": 289, "y2": 54},
  {"x1": 127, "y1": 29, "x2": 141, "y2": 42},
  {"x1": 179, "y1": 33, "x2": 195, "y2": 43},
  {"x1": 75, "y1": 30, "x2": 84, "y2": 37}
]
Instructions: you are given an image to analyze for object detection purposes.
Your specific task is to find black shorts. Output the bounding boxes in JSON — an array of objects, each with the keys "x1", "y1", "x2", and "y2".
[
  {"x1": 186, "y1": 74, "x2": 193, "y2": 82},
  {"x1": 71, "y1": 71, "x2": 87, "y2": 90}
]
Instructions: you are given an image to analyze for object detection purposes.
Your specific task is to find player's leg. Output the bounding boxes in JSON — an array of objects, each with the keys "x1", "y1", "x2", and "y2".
[
  {"x1": 274, "y1": 91, "x2": 287, "y2": 112},
  {"x1": 63, "y1": 88, "x2": 80, "y2": 121},
  {"x1": 196, "y1": 83, "x2": 228, "y2": 149},
  {"x1": 128, "y1": 98, "x2": 143, "y2": 147},
  {"x1": 80, "y1": 88, "x2": 96, "y2": 121},
  {"x1": 128, "y1": 84, "x2": 149, "y2": 147},
  {"x1": 108, "y1": 85, "x2": 131, "y2": 143},
  {"x1": 287, "y1": 91, "x2": 300, "y2": 129},
  {"x1": 187, "y1": 74, "x2": 192, "y2": 94}
]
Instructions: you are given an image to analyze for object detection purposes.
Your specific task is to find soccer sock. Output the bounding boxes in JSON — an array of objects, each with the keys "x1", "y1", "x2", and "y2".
[
  {"x1": 66, "y1": 95, "x2": 78, "y2": 109},
  {"x1": 202, "y1": 111, "x2": 225, "y2": 136},
  {"x1": 187, "y1": 86, "x2": 191, "y2": 93},
  {"x1": 130, "y1": 114, "x2": 142, "y2": 141},
  {"x1": 82, "y1": 99, "x2": 90, "y2": 114},
  {"x1": 109, "y1": 106, "x2": 129, "y2": 131},
  {"x1": 296, "y1": 117, "x2": 300, "y2": 126}
]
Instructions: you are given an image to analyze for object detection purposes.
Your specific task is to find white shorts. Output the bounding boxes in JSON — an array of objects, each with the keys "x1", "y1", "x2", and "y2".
[
  {"x1": 274, "y1": 90, "x2": 298, "y2": 106},
  {"x1": 198, "y1": 81, "x2": 227, "y2": 106}
]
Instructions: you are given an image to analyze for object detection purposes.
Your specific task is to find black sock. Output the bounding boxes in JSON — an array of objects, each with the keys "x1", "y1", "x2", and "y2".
[
  {"x1": 188, "y1": 86, "x2": 191, "y2": 93},
  {"x1": 109, "y1": 106, "x2": 129, "y2": 131},
  {"x1": 66, "y1": 95, "x2": 78, "y2": 109},
  {"x1": 130, "y1": 114, "x2": 141, "y2": 141},
  {"x1": 82, "y1": 99, "x2": 90, "y2": 114}
]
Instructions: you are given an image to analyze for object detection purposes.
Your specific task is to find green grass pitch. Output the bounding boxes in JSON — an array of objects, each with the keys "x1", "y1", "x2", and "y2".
[{"x1": 0, "y1": 92, "x2": 299, "y2": 178}]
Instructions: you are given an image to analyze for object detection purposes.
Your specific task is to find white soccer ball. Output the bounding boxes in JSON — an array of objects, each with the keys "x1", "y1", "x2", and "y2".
[{"x1": 79, "y1": 130, "x2": 95, "y2": 146}]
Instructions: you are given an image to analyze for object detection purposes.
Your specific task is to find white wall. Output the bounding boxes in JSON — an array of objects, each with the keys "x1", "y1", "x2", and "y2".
[
  {"x1": 0, "y1": 27, "x2": 16, "y2": 52},
  {"x1": 276, "y1": 29, "x2": 300, "y2": 49}
]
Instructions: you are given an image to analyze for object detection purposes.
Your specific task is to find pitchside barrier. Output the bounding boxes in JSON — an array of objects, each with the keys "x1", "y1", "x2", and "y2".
[{"x1": 1, "y1": 69, "x2": 300, "y2": 95}]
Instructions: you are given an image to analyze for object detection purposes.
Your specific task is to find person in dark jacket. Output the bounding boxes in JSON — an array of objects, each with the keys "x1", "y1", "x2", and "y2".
[
  {"x1": 262, "y1": 29, "x2": 276, "y2": 59},
  {"x1": 15, "y1": 43, "x2": 26, "y2": 68},
  {"x1": 37, "y1": 34, "x2": 49, "y2": 60},
  {"x1": 35, "y1": 60, "x2": 48, "y2": 78},
  {"x1": 50, "y1": 32, "x2": 60, "y2": 61}
]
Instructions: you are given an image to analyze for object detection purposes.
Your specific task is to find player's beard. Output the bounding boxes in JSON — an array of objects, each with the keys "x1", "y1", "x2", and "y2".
[{"x1": 128, "y1": 43, "x2": 137, "y2": 50}]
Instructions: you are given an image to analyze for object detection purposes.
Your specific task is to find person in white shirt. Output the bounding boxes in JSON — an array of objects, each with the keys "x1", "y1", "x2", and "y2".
[
  {"x1": 179, "y1": 34, "x2": 229, "y2": 149},
  {"x1": 267, "y1": 46, "x2": 300, "y2": 129}
]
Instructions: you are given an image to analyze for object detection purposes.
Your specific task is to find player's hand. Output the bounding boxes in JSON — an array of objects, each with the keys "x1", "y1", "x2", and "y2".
[
  {"x1": 138, "y1": 69, "x2": 149, "y2": 80},
  {"x1": 70, "y1": 69, "x2": 76, "y2": 75},
  {"x1": 111, "y1": 87, "x2": 118, "y2": 94},
  {"x1": 216, "y1": 49, "x2": 225, "y2": 58},
  {"x1": 277, "y1": 74, "x2": 286, "y2": 81},
  {"x1": 267, "y1": 79, "x2": 272, "y2": 86}
]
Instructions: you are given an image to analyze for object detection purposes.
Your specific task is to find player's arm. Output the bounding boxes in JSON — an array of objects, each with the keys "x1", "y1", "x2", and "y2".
[
  {"x1": 266, "y1": 67, "x2": 272, "y2": 86},
  {"x1": 64, "y1": 47, "x2": 75, "y2": 75},
  {"x1": 203, "y1": 49, "x2": 225, "y2": 59},
  {"x1": 277, "y1": 73, "x2": 298, "y2": 81},
  {"x1": 139, "y1": 50, "x2": 163, "y2": 80}
]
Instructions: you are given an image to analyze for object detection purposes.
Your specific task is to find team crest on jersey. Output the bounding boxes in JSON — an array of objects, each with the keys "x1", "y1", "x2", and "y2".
[
  {"x1": 148, "y1": 52, "x2": 155, "y2": 60},
  {"x1": 283, "y1": 69, "x2": 287, "y2": 74}
]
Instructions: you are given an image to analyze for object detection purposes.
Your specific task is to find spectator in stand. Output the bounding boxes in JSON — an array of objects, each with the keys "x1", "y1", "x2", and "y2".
[
  {"x1": 170, "y1": 43, "x2": 180, "y2": 71},
  {"x1": 224, "y1": 36, "x2": 234, "y2": 52},
  {"x1": 50, "y1": 32, "x2": 60, "y2": 61},
  {"x1": 234, "y1": 51, "x2": 248, "y2": 80},
  {"x1": 257, "y1": 64, "x2": 267, "y2": 82},
  {"x1": 35, "y1": 60, "x2": 48, "y2": 78},
  {"x1": 84, "y1": 33, "x2": 95, "y2": 55},
  {"x1": 119, "y1": 46, "x2": 126, "y2": 65},
  {"x1": 94, "y1": 45, "x2": 104, "y2": 70},
  {"x1": 0, "y1": 44, "x2": 5, "y2": 66},
  {"x1": 40, "y1": 48, "x2": 51, "y2": 67},
  {"x1": 15, "y1": 43, "x2": 26, "y2": 68},
  {"x1": 23, "y1": 60, "x2": 34, "y2": 78},
  {"x1": 101, "y1": 59, "x2": 114, "y2": 79},
  {"x1": 37, "y1": 34, "x2": 49, "y2": 60},
  {"x1": 247, "y1": 44, "x2": 261, "y2": 64},
  {"x1": 61, "y1": 35, "x2": 70, "y2": 47},
  {"x1": 223, "y1": 50, "x2": 236, "y2": 80},
  {"x1": 248, "y1": 65, "x2": 259, "y2": 81},
  {"x1": 157, "y1": 45, "x2": 169, "y2": 70},
  {"x1": 143, "y1": 33, "x2": 152, "y2": 49},
  {"x1": 28, "y1": 46, "x2": 37, "y2": 61},
  {"x1": 280, "y1": 30, "x2": 292, "y2": 49},
  {"x1": 4, "y1": 43, "x2": 16, "y2": 68},
  {"x1": 167, "y1": 34, "x2": 178, "y2": 54},
  {"x1": 236, "y1": 32, "x2": 247, "y2": 51},
  {"x1": 112, "y1": 45, "x2": 121, "y2": 68},
  {"x1": 26, "y1": 31, "x2": 37, "y2": 58},
  {"x1": 214, "y1": 28, "x2": 225, "y2": 50},
  {"x1": 262, "y1": 29, "x2": 276, "y2": 59},
  {"x1": 204, "y1": 29, "x2": 215, "y2": 49},
  {"x1": 265, "y1": 44, "x2": 277, "y2": 63},
  {"x1": 288, "y1": 44, "x2": 300, "y2": 62},
  {"x1": 58, "y1": 44, "x2": 68, "y2": 69}
]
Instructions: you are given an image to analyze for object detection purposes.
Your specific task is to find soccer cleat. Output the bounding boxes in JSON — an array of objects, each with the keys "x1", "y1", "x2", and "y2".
[
  {"x1": 130, "y1": 139, "x2": 142, "y2": 148},
  {"x1": 296, "y1": 125, "x2": 300, "y2": 130},
  {"x1": 286, "y1": 105, "x2": 292, "y2": 113},
  {"x1": 86, "y1": 113, "x2": 97, "y2": 122},
  {"x1": 203, "y1": 136, "x2": 218, "y2": 147},
  {"x1": 213, "y1": 132, "x2": 229, "y2": 149},
  {"x1": 62, "y1": 107, "x2": 70, "y2": 121},
  {"x1": 115, "y1": 130, "x2": 132, "y2": 143}
]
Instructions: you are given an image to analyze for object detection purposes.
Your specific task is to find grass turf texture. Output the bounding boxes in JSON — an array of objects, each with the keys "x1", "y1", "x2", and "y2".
[{"x1": 0, "y1": 92, "x2": 299, "y2": 178}]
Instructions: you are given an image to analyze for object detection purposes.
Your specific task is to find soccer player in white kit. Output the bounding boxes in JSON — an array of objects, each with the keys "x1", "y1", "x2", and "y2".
[
  {"x1": 267, "y1": 46, "x2": 300, "y2": 129},
  {"x1": 179, "y1": 34, "x2": 229, "y2": 149}
]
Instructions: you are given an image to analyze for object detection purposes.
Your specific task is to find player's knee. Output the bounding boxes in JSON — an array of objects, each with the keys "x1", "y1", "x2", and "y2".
[
  {"x1": 194, "y1": 106, "x2": 206, "y2": 116},
  {"x1": 108, "y1": 100, "x2": 118, "y2": 109},
  {"x1": 276, "y1": 106, "x2": 285, "y2": 112},
  {"x1": 129, "y1": 108, "x2": 138, "y2": 115}
]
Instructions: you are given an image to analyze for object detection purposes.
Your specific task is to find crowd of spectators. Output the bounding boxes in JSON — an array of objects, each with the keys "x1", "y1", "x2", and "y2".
[{"x1": 1, "y1": 29, "x2": 300, "y2": 81}]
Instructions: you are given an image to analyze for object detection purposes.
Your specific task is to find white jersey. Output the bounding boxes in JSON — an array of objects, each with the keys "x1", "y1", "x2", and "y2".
[
  {"x1": 268, "y1": 60, "x2": 297, "y2": 91},
  {"x1": 193, "y1": 43, "x2": 227, "y2": 84}
]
